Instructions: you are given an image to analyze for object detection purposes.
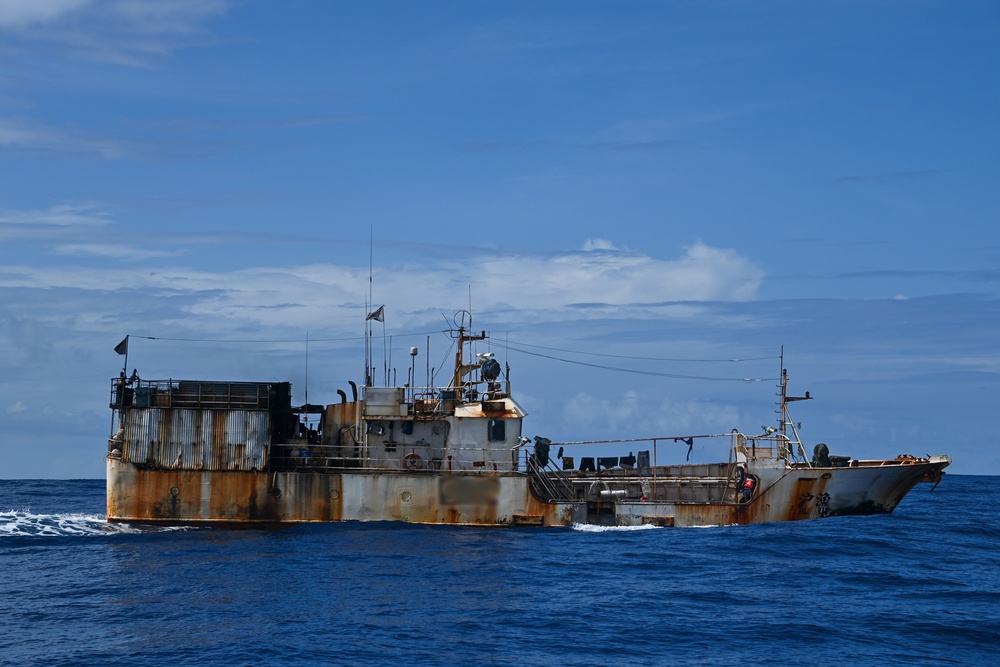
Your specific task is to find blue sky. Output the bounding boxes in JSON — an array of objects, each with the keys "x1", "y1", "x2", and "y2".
[{"x1": 1, "y1": 1, "x2": 997, "y2": 478}]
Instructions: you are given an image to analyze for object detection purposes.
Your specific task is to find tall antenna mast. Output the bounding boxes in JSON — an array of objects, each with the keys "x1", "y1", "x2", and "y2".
[
  {"x1": 365, "y1": 228, "x2": 374, "y2": 386},
  {"x1": 368, "y1": 228, "x2": 374, "y2": 316}
]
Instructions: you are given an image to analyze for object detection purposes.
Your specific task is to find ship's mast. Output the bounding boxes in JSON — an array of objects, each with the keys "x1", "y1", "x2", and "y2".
[
  {"x1": 450, "y1": 325, "x2": 487, "y2": 395},
  {"x1": 779, "y1": 362, "x2": 812, "y2": 465}
]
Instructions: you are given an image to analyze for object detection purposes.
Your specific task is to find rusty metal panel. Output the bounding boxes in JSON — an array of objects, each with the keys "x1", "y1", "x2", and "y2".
[
  {"x1": 120, "y1": 407, "x2": 268, "y2": 471},
  {"x1": 198, "y1": 410, "x2": 214, "y2": 469},
  {"x1": 167, "y1": 409, "x2": 197, "y2": 469},
  {"x1": 203, "y1": 410, "x2": 268, "y2": 471},
  {"x1": 322, "y1": 402, "x2": 358, "y2": 455},
  {"x1": 246, "y1": 411, "x2": 270, "y2": 467},
  {"x1": 123, "y1": 408, "x2": 197, "y2": 469},
  {"x1": 121, "y1": 408, "x2": 162, "y2": 464},
  {"x1": 223, "y1": 410, "x2": 268, "y2": 470},
  {"x1": 210, "y1": 411, "x2": 227, "y2": 469},
  {"x1": 227, "y1": 411, "x2": 246, "y2": 454},
  {"x1": 363, "y1": 387, "x2": 406, "y2": 416}
]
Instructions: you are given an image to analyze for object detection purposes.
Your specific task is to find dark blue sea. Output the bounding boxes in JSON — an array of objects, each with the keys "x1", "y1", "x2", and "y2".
[{"x1": 1, "y1": 476, "x2": 997, "y2": 666}]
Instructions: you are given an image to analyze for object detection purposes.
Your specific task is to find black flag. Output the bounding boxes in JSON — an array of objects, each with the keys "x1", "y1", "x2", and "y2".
[
  {"x1": 366, "y1": 305, "x2": 384, "y2": 322},
  {"x1": 114, "y1": 336, "x2": 128, "y2": 356}
]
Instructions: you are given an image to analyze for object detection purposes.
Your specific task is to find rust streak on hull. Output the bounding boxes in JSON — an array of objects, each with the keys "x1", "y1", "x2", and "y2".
[{"x1": 107, "y1": 460, "x2": 582, "y2": 527}]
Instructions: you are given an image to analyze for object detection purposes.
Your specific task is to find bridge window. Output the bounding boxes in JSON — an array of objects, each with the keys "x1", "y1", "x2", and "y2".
[{"x1": 488, "y1": 419, "x2": 506, "y2": 442}]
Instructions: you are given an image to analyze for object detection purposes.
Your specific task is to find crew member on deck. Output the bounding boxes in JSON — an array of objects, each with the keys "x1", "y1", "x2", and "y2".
[{"x1": 741, "y1": 475, "x2": 757, "y2": 503}]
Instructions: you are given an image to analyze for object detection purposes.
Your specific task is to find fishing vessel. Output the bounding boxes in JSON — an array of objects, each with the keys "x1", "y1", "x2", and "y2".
[{"x1": 106, "y1": 313, "x2": 951, "y2": 528}]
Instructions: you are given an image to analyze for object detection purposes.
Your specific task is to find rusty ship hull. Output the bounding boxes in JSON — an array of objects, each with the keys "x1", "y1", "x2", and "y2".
[
  {"x1": 107, "y1": 454, "x2": 949, "y2": 528},
  {"x1": 106, "y1": 462, "x2": 584, "y2": 527}
]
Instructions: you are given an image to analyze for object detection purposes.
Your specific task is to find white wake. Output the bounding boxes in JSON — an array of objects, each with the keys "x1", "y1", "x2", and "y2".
[
  {"x1": 0, "y1": 510, "x2": 182, "y2": 536},
  {"x1": 571, "y1": 522, "x2": 661, "y2": 532}
]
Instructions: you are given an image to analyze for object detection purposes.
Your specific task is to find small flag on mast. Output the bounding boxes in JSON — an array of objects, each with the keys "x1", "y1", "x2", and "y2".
[
  {"x1": 366, "y1": 305, "x2": 384, "y2": 322},
  {"x1": 114, "y1": 336, "x2": 129, "y2": 356}
]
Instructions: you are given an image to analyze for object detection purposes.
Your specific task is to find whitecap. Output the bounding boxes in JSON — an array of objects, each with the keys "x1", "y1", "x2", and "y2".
[
  {"x1": 0, "y1": 510, "x2": 185, "y2": 537},
  {"x1": 570, "y1": 522, "x2": 660, "y2": 532}
]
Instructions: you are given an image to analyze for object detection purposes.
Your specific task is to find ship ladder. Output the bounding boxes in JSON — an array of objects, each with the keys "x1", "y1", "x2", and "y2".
[{"x1": 527, "y1": 457, "x2": 575, "y2": 501}]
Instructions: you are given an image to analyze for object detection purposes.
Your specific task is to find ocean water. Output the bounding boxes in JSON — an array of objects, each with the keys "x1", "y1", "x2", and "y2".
[{"x1": 1, "y1": 477, "x2": 997, "y2": 666}]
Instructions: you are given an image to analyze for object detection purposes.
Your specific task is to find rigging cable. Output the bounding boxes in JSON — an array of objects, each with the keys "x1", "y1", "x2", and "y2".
[
  {"x1": 498, "y1": 342, "x2": 777, "y2": 383},
  {"x1": 126, "y1": 330, "x2": 445, "y2": 344},
  {"x1": 503, "y1": 339, "x2": 779, "y2": 364}
]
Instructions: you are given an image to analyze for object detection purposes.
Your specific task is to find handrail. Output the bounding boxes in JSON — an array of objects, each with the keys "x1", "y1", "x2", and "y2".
[
  {"x1": 110, "y1": 378, "x2": 286, "y2": 411},
  {"x1": 526, "y1": 455, "x2": 575, "y2": 501}
]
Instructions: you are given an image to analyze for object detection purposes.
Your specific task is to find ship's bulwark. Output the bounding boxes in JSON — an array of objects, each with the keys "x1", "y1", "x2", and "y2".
[{"x1": 106, "y1": 460, "x2": 584, "y2": 527}]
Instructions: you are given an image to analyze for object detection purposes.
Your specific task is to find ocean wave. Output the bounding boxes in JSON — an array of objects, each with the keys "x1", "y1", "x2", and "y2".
[
  {"x1": 0, "y1": 510, "x2": 183, "y2": 537},
  {"x1": 570, "y1": 522, "x2": 660, "y2": 532}
]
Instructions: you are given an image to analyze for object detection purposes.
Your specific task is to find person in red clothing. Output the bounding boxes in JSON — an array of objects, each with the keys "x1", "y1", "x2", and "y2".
[{"x1": 741, "y1": 475, "x2": 757, "y2": 503}]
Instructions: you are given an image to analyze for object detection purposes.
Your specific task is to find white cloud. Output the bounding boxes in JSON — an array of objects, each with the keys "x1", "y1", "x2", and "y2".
[
  {"x1": 0, "y1": 203, "x2": 112, "y2": 226},
  {"x1": 0, "y1": 242, "x2": 765, "y2": 334},
  {"x1": 0, "y1": 0, "x2": 91, "y2": 28},
  {"x1": 6, "y1": 400, "x2": 28, "y2": 414},
  {"x1": 109, "y1": 1, "x2": 229, "y2": 34},
  {"x1": 463, "y1": 241, "x2": 763, "y2": 307},
  {"x1": 0, "y1": 118, "x2": 128, "y2": 158},
  {"x1": 582, "y1": 238, "x2": 618, "y2": 251},
  {"x1": 52, "y1": 243, "x2": 182, "y2": 261},
  {"x1": 0, "y1": 0, "x2": 231, "y2": 66}
]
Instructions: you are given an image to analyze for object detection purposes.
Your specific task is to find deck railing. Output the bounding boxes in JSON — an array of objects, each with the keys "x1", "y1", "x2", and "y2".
[{"x1": 110, "y1": 379, "x2": 289, "y2": 411}]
